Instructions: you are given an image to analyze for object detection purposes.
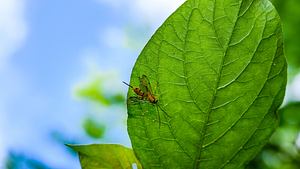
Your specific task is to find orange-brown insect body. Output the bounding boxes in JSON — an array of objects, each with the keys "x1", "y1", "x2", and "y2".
[
  {"x1": 123, "y1": 81, "x2": 146, "y2": 99},
  {"x1": 123, "y1": 80, "x2": 157, "y2": 103},
  {"x1": 123, "y1": 76, "x2": 170, "y2": 128},
  {"x1": 133, "y1": 87, "x2": 145, "y2": 98},
  {"x1": 147, "y1": 93, "x2": 157, "y2": 103}
]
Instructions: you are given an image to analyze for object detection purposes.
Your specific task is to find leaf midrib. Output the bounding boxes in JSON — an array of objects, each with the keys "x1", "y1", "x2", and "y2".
[{"x1": 182, "y1": 1, "x2": 244, "y2": 168}]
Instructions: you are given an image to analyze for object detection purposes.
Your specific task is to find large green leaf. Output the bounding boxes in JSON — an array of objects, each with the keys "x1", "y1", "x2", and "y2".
[
  {"x1": 70, "y1": 144, "x2": 142, "y2": 169},
  {"x1": 126, "y1": 0, "x2": 287, "y2": 169}
]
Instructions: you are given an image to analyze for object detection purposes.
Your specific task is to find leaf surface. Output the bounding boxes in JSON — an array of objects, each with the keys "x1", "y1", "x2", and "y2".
[
  {"x1": 70, "y1": 144, "x2": 142, "y2": 169},
  {"x1": 126, "y1": 0, "x2": 287, "y2": 168}
]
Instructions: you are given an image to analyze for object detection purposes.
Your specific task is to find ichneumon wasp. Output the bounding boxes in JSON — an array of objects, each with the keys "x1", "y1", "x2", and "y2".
[{"x1": 123, "y1": 75, "x2": 170, "y2": 127}]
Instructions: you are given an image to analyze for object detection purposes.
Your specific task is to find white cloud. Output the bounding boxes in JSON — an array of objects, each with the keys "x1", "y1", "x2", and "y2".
[
  {"x1": 131, "y1": 0, "x2": 185, "y2": 25},
  {"x1": 95, "y1": 0, "x2": 185, "y2": 26},
  {"x1": 96, "y1": 0, "x2": 186, "y2": 52},
  {"x1": 0, "y1": 0, "x2": 27, "y2": 165},
  {"x1": 101, "y1": 27, "x2": 127, "y2": 49},
  {"x1": 0, "y1": 0, "x2": 27, "y2": 70}
]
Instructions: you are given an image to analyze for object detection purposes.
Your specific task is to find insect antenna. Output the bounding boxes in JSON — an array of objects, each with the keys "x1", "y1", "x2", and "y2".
[{"x1": 122, "y1": 81, "x2": 133, "y2": 88}]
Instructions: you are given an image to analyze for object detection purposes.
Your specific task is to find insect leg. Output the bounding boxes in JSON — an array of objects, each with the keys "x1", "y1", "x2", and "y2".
[
  {"x1": 157, "y1": 104, "x2": 171, "y2": 117},
  {"x1": 127, "y1": 96, "x2": 142, "y2": 105},
  {"x1": 155, "y1": 105, "x2": 161, "y2": 128}
]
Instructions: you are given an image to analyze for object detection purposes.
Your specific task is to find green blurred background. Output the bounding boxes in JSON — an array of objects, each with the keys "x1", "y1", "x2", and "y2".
[{"x1": 0, "y1": 0, "x2": 299, "y2": 168}]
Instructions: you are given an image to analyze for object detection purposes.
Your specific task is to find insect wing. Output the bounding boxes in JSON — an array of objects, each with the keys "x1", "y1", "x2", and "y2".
[
  {"x1": 139, "y1": 75, "x2": 150, "y2": 94},
  {"x1": 139, "y1": 75, "x2": 154, "y2": 94}
]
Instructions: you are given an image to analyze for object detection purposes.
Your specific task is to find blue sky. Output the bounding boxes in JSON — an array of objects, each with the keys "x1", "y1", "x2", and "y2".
[{"x1": 0, "y1": 0, "x2": 185, "y2": 168}]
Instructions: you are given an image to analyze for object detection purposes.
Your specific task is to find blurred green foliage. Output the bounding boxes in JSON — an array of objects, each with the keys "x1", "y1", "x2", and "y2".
[
  {"x1": 271, "y1": 0, "x2": 300, "y2": 76},
  {"x1": 74, "y1": 74, "x2": 126, "y2": 140},
  {"x1": 5, "y1": 151, "x2": 51, "y2": 169},
  {"x1": 280, "y1": 102, "x2": 300, "y2": 127},
  {"x1": 76, "y1": 78, "x2": 125, "y2": 106},
  {"x1": 83, "y1": 117, "x2": 106, "y2": 139}
]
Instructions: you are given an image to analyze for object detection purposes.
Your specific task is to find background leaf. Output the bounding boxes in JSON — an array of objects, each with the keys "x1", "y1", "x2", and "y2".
[
  {"x1": 82, "y1": 117, "x2": 106, "y2": 139},
  {"x1": 126, "y1": 0, "x2": 287, "y2": 168},
  {"x1": 279, "y1": 102, "x2": 300, "y2": 128},
  {"x1": 70, "y1": 144, "x2": 142, "y2": 169},
  {"x1": 271, "y1": 0, "x2": 300, "y2": 72}
]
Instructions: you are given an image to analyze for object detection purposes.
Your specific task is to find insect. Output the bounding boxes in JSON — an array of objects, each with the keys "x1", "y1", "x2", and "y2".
[{"x1": 123, "y1": 75, "x2": 170, "y2": 127}]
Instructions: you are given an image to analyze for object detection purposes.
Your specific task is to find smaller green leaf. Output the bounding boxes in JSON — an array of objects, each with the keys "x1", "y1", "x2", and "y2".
[
  {"x1": 69, "y1": 144, "x2": 142, "y2": 169},
  {"x1": 75, "y1": 78, "x2": 125, "y2": 106},
  {"x1": 111, "y1": 93, "x2": 126, "y2": 104},
  {"x1": 76, "y1": 79, "x2": 111, "y2": 106}
]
